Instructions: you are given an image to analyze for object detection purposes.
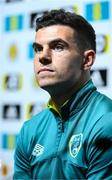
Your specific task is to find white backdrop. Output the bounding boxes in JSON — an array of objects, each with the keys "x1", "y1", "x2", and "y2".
[{"x1": 0, "y1": 0, "x2": 112, "y2": 179}]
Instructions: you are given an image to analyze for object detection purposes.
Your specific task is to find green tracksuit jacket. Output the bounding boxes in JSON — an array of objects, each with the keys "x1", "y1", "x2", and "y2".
[{"x1": 14, "y1": 80, "x2": 112, "y2": 179}]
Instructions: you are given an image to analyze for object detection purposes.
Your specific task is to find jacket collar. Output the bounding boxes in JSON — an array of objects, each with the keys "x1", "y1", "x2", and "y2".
[{"x1": 48, "y1": 80, "x2": 96, "y2": 120}]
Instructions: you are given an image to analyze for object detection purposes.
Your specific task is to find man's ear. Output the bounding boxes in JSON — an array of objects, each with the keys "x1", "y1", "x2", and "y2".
[{"x1": 83, "y1": 50, "x2": 96, "y2": 70}]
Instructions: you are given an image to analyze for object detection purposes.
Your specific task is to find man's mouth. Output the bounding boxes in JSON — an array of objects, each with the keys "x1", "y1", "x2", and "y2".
[{"x1": 38, "y1": 68, "x2": 54, "y2": 74}]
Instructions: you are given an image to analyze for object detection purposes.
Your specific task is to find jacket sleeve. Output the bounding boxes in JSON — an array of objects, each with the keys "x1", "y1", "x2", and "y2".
[
  {"x1": 13, "y1": 123, "x2": 32, "y2": 179},
  {"x1": 87, "y1": 113, "x2": 112, "y2": 179}
]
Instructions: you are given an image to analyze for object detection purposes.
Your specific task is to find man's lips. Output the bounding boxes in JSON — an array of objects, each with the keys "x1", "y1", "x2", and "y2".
[{"x1": 38, "y1": 68, "x2": 54, "y2": 74}]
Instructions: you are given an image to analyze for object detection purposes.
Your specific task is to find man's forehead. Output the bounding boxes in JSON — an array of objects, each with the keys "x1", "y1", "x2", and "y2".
[{"x1": 35, "y1": 25, "x2": 76, "y2": 44}]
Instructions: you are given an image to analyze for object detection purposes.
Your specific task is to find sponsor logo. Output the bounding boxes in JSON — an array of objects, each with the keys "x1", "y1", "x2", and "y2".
[
  {"x1": 69, "y1": 133, "x2": 83, "y2": 158},
  {"x1": 85, "y1": 1, "x2": 110, "y2": 21},
  {"x1": 30, "y1": 11, "x2": 48, "y2": 28},
  {"x1": 96, "y1": 34, "x2": 109, "y2": 54},
  {"x1": 3, "y1": 73, "x2": 23, "y2": 90},
  {"x1": 91, "y1": 69, "x2": 107, "y2": 87},
  {"x1": 2, "y1": 133, "x2": 18, "y2": 150},
  {"x1": 2, "y1": 104, "x2": 21, "y2": 119},
  {"x1": 32, "y1": 144, "x2": 44, "y2": 157},
  {"x1": 4, "y1": 14, "x2": 24, "y2": 31},
  {"x1": 26, "y1": 103, "x2": 45, "y2": 119},
  {"x1": 30, "y1": 12, "x2": 38, "y2": 28}
]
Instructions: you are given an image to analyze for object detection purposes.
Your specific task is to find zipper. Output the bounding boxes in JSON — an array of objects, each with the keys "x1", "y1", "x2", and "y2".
[{"x1": 55, "y1": 118, "x2": 65, "y2": 153}]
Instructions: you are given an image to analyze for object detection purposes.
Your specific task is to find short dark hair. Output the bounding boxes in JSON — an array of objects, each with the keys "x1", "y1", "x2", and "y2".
[{"x1": 35, "y1": 9, "x2": 96, "y2": 52}]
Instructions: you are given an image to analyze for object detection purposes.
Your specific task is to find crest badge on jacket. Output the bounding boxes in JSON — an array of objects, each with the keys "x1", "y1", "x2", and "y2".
[{"x1": 69, "y1": 133, "x2": 83, "y2": 158}]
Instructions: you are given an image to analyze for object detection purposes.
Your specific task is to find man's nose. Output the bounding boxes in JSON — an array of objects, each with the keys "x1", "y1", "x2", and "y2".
[{"x1": 38, "y1": 48, "x2": 51, "y2": 64}]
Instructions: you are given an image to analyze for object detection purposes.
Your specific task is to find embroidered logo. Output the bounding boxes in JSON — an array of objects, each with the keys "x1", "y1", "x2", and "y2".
[
  {"x1": 32, "y1": 144, "x2": 44, "y2": 157},
  {"x1": 69, "y1": 133, "x2": 83, "y2": 158}
]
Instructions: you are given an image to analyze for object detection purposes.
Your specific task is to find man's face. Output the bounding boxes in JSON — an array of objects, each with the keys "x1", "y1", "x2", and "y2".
[{"x1": 34, "y1": 25, "x2": 84, "y2": 95}]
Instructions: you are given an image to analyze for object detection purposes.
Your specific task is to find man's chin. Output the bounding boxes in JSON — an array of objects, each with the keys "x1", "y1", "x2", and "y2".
[
  {"x1": 39, "y1": 83, "x2": 54, "y2": 90},
  {"x1": 38, "y1": 83, "x2": 58, "y2": 94}
]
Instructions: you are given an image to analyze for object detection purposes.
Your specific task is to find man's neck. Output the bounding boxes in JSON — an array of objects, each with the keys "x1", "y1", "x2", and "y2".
[{"x1": 51, "y1": 77, "x2": 90, "y2": 109}]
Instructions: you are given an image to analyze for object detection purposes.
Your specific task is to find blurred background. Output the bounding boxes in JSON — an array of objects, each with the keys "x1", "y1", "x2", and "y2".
[{"x1": 0, "y1": 0, "x2": 112, "y2": 179}]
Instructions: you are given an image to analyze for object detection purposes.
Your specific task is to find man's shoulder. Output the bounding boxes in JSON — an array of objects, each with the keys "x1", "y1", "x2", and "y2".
[
  {"x1": 25, "y1": 108, "x2": 52, "y2": 126},
  {"x1": 93, "y1": 91, "x2": 112, "y2": 110},
  {"x1": 85, "y1": 92, "x2": 112, "y2": 138},
  {"x1": 17, "y1": 108, "x2": 53, "y2": 147},
  {"x1": 88, "y1": 112, "x2": 112, "y2": 147},
  {"x1": 88, "y1": 92, "x2": 112, "y2": 139}
]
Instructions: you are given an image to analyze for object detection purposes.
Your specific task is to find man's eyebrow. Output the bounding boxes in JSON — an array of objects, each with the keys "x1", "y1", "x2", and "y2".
[
  {"x1": 32, "y1": 42, "x2": 42, "y2": 50},
  {"x1": 49, "y1": 38, "x2": 69, "y2": 46}
]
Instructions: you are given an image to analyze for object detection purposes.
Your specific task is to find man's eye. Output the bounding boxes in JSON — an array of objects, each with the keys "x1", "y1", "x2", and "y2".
[
  {"x1": 54, "y1": 44, "x2": 64, "y2": 51},
  {"x1": 33, "y1": 44, "x2": 43, "y2": 53},
  {"x1": 34, "y1": 47, "x2": 43, "y2": 53}
]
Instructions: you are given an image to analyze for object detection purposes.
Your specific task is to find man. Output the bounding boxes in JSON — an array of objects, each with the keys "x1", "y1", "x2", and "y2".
[{"x1": 14, "y1": 9, "x2": 112, "y2": 179}]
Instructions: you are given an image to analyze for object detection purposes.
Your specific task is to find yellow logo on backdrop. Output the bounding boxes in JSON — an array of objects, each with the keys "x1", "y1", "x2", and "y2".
[
  {"x1": 9, "y1": 44, "x2": 18, "y2": 60},
  {"x1": 1, "y1": 164, "x2": 9, "y2": 176}
]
